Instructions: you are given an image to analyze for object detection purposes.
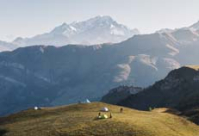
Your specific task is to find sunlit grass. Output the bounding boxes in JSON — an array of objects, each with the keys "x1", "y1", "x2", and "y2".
[
  {"x1": 185, "y1": 65, "x2": 199, "y2": 70},
  {"x1": 0, "y1": 102, "x2": 199, "y2": 136}
]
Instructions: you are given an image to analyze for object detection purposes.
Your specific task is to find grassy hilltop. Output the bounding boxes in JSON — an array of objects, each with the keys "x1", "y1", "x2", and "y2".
[{"x1": 0, "y1": 102, "x2": 199, "y2": 136}]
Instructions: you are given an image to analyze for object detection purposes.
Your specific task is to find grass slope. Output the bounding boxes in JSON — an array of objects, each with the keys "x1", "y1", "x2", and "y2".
[
  {"x1": 185, "y1": 65, "x2": 199, "y2": 70},
  {"x1": 0, "y1": 102, "x2": 199, "y2": 136}
]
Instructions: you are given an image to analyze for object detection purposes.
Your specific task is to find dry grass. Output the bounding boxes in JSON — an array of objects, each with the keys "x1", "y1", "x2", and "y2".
[
  {"x1": 185, "y1": 65, "x2": 199, "y2": 70},
  {"x1": 0, "y1": 102, "x2": 199, "y2": 136}
]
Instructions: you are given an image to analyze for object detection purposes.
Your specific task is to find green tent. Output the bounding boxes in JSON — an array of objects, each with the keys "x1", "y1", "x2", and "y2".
[{"x1": 98, "y1": 114, "x2": 108, "y2": 119}]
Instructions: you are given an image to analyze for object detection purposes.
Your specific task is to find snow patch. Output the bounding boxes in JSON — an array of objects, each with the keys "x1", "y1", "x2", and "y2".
[
  {"x1": 39, "y1": 47, "x2": 45, "y2": 53},
  {"x1": 111, "y1": 29, "x2": 125, "y2": 36},
  {"x1": 110, "y1": 24, "x2": 115, "y2": 29},
  {"x1": 70, "y1": 26, "x2": 77, "y2": 32},
  {"x1": 166, "y1": 44, "x2": 179, "y2": 56},
  {"x1": 34, "y1": 74, "x2": 51, "y2": 83}
]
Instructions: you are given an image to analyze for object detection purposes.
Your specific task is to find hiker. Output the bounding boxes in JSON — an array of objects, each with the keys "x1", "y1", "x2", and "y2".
[
  {"x1": 110, "y1": 112, "x2": 112, "y2": 118},
  {"x1": 120, "y1": 108, "x2": 123, "y2": 113}
]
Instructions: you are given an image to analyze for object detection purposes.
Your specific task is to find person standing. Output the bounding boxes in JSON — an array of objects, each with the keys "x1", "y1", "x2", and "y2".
[
  {"x1": 110, "y1": 112, "x2": 112, "y2": 118},
  {"x1": 120, "y1": 108, "x2": 123, "y2": 113}
]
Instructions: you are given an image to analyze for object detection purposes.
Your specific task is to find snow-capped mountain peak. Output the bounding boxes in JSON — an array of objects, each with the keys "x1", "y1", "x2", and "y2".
[
  {"x1": 11, "y1": 16, "x2": 139, "y2": 47},
  {"x1": 80, "y1": 15, "x2": 116, "y2": 27},
  {"x1": 51, "y1": 23, "x2": 77, "y2": 37}
]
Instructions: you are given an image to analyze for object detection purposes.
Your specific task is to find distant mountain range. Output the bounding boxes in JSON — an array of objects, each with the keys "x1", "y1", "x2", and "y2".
[
  {"x1": 1, "y1": 17, "x2": 199, "y2": 116},
  {"x1": 1, "y1": 16, "x2": 199, "y2": 52},
  {"x1": 0, "y1": 16, "x2": 139, "y2": 51}
]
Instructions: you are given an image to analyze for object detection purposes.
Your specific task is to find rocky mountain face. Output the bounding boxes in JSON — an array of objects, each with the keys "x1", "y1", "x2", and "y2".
[
  {"x1": 119, "y1": 67, "x2": 199, "y2": 111},
  {"x1": 101, "y1": 86, "x2": 142, "y2": 104},
  {"x1": 118, "y1": 66, "x2": 199, "y2": 124},
  {"x1": 12, "y1": 16, "x2": 139, "y2": 47}
]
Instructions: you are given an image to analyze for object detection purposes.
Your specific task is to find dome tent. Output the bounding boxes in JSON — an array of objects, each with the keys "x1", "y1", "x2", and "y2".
[
  {"x1": 101, "y1": 107, "x2": 109, "y2": 112},
  {"x1": 82, "y1": 99, "x2": 91, "y2": 103},
  {"x1": 34, "y1": 106, "x2": 38, "y2": 110},
  {"x1": 78, "y1": 99, "x2": 91, "y2": 104},
  {"x1": 85, "y1": 99, "x2": 91, "y2": 103},
  {"x1": 100, "y1": 114, "x2": 108, "y2": 119},
  {"x1": 34, "y1": 106, "x2": 41, "y2": 110}
]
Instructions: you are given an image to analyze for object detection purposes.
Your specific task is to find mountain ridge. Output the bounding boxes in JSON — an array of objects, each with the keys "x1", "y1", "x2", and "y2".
[
  {"x1": 118, "y1": 66, "x2": 199, "y2": 111},
  {"x1": 12, "y1": 16, "x2": 139, "y2": 47}
]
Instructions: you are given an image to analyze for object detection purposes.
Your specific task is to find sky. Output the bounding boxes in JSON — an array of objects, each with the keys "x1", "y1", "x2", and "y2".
[{"x1": 0, "y1": 0, "x2": 199, "y2": 42}]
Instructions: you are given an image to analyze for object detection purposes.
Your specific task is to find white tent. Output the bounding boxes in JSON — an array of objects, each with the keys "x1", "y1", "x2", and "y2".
[
  {"x1": 34, "y1": 106, "x2": 41, "y2": 110},
  {"x1": 81, "y1": 99, "x2": 91, "y2": 104},
  {"x1": 101, "y1": 107, "x2": 109, "y2": 112},
  {"x1": 34, "y1": 106, "x2": 38, "y2": 110},
  {"x1": 85, "y1": 99, "x2": 91, "y2": 103}
]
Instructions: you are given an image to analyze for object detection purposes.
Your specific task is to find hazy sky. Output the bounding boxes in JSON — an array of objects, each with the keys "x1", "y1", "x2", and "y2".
[{"x1": 0, "y1": 0, "x2": 199, "y2": 41}]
